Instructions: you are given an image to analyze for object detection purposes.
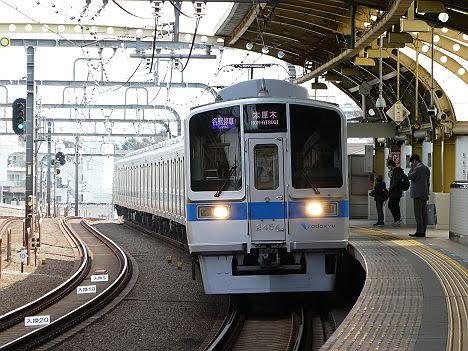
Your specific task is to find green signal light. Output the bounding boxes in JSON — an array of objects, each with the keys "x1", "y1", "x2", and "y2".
[{"x1": 18, "y1": 123, "x2": 24, "y2": 130}]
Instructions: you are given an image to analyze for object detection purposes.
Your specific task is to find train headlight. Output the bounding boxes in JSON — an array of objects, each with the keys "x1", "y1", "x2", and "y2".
[
  {"x1": 213, "y1": 206, "x2": 230, "y2": 219},
  {"x1": 305, "y1": 202, "x2": 323, "y2": 216},
  {"x1": 197, "y1": 205, "x2": 230, "y2": 219}
]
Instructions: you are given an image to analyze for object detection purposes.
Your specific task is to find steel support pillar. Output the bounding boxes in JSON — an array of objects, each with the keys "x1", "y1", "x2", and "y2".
[
  {"x1": 75, "y1": 136, "x2": 79, "y2": 216},
  {"x1": 25, "y1": 46, "x2": 35, "y2": 248},
  {"x1": 47, "y1": 121, "x2": 52, "y2": 217}
]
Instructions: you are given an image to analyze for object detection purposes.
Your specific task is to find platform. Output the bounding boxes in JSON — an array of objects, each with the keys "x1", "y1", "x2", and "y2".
[{"x1": 323, "y1": 221, "x2": 467, "y2": 351}]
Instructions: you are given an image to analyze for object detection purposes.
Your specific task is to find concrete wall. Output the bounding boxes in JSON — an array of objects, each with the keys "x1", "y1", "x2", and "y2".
[{"x1": 0, "y1": 203, "x2": 24, "y2": 216}]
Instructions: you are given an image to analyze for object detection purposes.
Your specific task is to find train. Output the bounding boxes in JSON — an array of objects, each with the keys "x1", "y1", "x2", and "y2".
[{"x1": 113, "y1": 79, "x2": 349, "y2": 294}]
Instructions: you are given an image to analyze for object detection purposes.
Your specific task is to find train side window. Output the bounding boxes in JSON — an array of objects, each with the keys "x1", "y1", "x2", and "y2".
[{"x1": 254, "y1": 145, "x2": 279, "y2": 190}]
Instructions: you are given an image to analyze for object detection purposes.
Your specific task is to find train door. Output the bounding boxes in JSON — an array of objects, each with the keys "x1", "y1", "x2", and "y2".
[{"x1": 247, "y1": 138, "x2": 286, "y2": 242}]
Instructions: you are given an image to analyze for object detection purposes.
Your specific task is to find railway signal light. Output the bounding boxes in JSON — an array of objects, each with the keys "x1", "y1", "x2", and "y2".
[
  {"x1": 12, "y1": 98, "x2": 26, "y2": 135},
  {"x1": 55, "y1": 152, "x2": 66, "y2": 166}
]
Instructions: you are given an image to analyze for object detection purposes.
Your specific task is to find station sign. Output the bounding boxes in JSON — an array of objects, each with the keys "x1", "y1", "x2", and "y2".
[
  {"x1": 0, "y1": 37, "x2": 10, "y2": 48},
  {"x1": 77, "y1": 285, "x2": 97, "y2": 294},
  {"x1": 25, "y1": 315, "x2": 50, "y2": 326}
]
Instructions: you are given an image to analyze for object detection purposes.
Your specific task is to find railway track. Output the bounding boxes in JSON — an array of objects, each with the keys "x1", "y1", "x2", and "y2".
[
  {"x1": 0, "y1": 217, "x2": 132, "y2": 351},
  {"x1": 122, "y1": 219, "x2": 340, "y2": 351}
]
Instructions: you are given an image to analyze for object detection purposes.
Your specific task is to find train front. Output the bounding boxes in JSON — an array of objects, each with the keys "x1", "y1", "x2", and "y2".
[{"x1": 185, "y1": 82, "x2": 348, "y2": 294}]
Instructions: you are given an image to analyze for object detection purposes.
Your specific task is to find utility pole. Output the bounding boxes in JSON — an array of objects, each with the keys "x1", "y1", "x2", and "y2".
[
  {"x1": 25, "y1": 46, "x2": 35, "y2": 253},
  {"x1": 47, "y1": 121, "x2": 52, "y2": 217},
  {"x1": 75, "y1": 136, "x2": 79, "y2": 216}
]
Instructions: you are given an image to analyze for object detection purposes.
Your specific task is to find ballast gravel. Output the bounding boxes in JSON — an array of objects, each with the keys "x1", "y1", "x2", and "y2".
[
  {"x1": 54, "y1": 222, "x2": 228, "y2": 351},
  {"x1": 0, "y1": 218, "x2": 76, "y2": 315}
]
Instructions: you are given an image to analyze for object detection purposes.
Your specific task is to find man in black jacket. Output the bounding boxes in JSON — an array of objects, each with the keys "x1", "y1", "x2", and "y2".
[
  {"x1": 387, "y1": 159, "x2": 404, "y2": 226},
  {"x1": 408, "y1": 154, "x2": 431, "y2": 237}
]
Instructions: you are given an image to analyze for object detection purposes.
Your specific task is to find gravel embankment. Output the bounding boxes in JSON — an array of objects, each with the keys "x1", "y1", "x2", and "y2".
[
  {"x1": 54, "y1": 222, "x2": 228, "y2": 351},
  {"x1": 0, "y1": 218, "x2": 76, "y2": 315}
]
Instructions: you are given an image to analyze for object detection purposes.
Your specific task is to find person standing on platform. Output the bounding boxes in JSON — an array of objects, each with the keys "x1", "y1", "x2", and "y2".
[
  {"x1": 408, "y1": 154, "x2": 430, "y2": 237},
  {"x1": 369, "y1": 175, "x2": 388, "y2": 226},
  {"x1": 387, "y1": 159, "x2": 404, "y2": 226}
]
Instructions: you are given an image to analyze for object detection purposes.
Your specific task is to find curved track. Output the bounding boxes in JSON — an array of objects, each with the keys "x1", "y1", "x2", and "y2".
[{"x1": 0, "y1": 217, "x2": 132, "y2": 350}]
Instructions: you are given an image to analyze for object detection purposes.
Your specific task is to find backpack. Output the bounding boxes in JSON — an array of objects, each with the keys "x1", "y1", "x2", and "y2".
[{"x1": 401, "y1": 172, "x2": 410, "y2": 191}]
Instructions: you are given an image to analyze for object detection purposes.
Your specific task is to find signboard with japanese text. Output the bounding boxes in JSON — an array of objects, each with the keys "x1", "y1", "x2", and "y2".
[
  {"x1": 211, "y1": 116, "x2": 236, "y2": 130},
  {"x1": 25, "y1": 315, "x2": 50, "y2": 326},
  {"x1": 244, "y1": 103, "x2": 286, "y2": 133}
]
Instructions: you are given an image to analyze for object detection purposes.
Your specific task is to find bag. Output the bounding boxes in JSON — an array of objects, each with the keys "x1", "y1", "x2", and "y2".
[
  {"x1": 381, "y1": 188, "x2": 389, "y2": 201},
  {"x1": 427, "y1": 204, "x2": 437, "y2": 225},
  {"x1": 401, "y1": 173, "x2": 410, "y2": 191}
]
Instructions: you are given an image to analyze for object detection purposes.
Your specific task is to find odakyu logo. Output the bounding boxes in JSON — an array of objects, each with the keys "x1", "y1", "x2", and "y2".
[{"x1": 301, "y1": 223, "x2": 336, "y2": 230}]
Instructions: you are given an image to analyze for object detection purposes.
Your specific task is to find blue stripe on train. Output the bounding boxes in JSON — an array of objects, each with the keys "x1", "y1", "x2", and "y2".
[{"x1": 187, "y1": 200, "x2": 349, "y2": 221}]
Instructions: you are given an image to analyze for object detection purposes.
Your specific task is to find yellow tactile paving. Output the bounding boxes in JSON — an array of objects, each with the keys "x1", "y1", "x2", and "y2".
[{"x1": 353, "y1": 227, "x2": 467, "y2": 351}]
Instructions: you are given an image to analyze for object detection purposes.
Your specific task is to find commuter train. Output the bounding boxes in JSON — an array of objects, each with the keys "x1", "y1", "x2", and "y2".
[{"x1": 113, "y1": 79, "x2": 349, "y2": 294}]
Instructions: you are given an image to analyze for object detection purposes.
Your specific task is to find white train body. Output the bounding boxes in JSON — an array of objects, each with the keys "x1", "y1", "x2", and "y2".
[{"x1": 114, "y1": 79, "x2": 349, "y2": 294}]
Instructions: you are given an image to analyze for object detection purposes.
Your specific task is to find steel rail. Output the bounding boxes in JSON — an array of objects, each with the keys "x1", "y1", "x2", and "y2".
[
  {"x1": 0, "y1": 217, "x2": 90, "y2": 333},
  {"x1": 0, "y1": 217, "x2": 132, "y2": 350}
]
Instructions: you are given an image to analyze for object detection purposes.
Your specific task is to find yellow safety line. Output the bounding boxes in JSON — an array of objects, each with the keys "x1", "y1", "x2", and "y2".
[{"x1": 352, "y1": 227, "x2": 468, "y2": 351}]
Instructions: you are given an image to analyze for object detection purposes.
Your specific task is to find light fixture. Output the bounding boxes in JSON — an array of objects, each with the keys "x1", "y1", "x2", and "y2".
[
  {"x1": 438, "y1": 12, "x2": 449, "y2": 23},
  {"x1": 90, "y1": 26, "x2": 97, "y2": 33},
  {"x1": 370, "y1": 15, "x2": 378, "y2": 21},
  {"x1": 441, "y1": 27, "x2": 448, "y2": 33},
  {"x1": 74, "y1": 25, "x2": 82, "y2": 33},
  {"x1": 213, "y1": 206, "x2": 229, "y2": 219},
  {"x1": 9, "y1": 24, "x2": 16, "y2": 32},
  {"x1": 216, "y1": 38, "x2": 224, "y2": 45},
  {"x1": 42, "y1": 24, "x2": 49, "y2": 32},
  {"x1": 246, "y1": 42, "x2": 253, "y2": 50},
  {"x1": 306, "y1": 202, "x2": 323, "y2": 216},
  {"x1": 136, "y1": 29, "x2": 144, "y2": 37},
  {"x1": 368, "y1": 109, "x2": 376, "y2": 116},
  {"x1": 107, "y1": 27, "x2": 114, "y2": 34},
  {"x1": 422, "y1": 44, "x2": 430, "y2": 53},
  {"x1": 25, "y1": 24, "x2": 33, "y2": 32},
  {"x1": 261, "y1": 46, "x2": 269, "y2": 54},
  {"x1": 433, "y1": 34, "x2": 440, "y2": 43},
  {"x1": 277, "y1": 50, "x2": 285, "y2": 59},
  {"x1": 453, "y1": 43, "x2": 460, "y2": 51},
  {"x1": 184, "y1": 33, "x2": 192, "y2": 41},
  {"x1": 463, "y1": 34, "x2": 468, "y2": 41},
  {"x1": 200, "y1": 35, "x2": 208, "y2": 43},
  {"x1": 458, "y1": 68, "x2": 466, "y2": 76},
  {"x1": 58, "y1": 24, "x2": 65, "y2": 33},
  {"x1": 440, "y1": 55, "x2": 447, "y2": 63}
]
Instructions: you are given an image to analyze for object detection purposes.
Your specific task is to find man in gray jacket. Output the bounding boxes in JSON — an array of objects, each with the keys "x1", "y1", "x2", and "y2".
[{"x1": 408, "y1": 154, "x2": 430, "y2": 237}]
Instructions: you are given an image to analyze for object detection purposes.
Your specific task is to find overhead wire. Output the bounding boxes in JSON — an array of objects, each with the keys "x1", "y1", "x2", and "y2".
[
  {"x1": 181, "y1": 16, "x2": 200, "y2": 72},
  {"x1": 149, "y1": 16, "x2": 159, "y2": 74},
  {"x1": 167, "y1": 0, "x2": 193, "y2": 18},
  {"x1": 110, "y1": 0, "x2": 154, "y2": 19}
]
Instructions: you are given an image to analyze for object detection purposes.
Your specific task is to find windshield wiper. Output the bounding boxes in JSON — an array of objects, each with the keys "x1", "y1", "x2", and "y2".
[
  {"x1": 214, "y1": 166, "x2": 237, "y2": 197},
  {"x1": 304, "y1": 171, "x2": 320, "y2": 195}
]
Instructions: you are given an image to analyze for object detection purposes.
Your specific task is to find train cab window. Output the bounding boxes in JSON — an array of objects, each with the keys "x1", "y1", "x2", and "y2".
[
  {"x1": 189, "y1": 105, "x2": 242, "y2": 192},
  {"x1": 290, "y1": 104, "x2": 343, "y2": 188},
  {"x1": 254, "y1": 145, "x2": 279, "y2": 190}
]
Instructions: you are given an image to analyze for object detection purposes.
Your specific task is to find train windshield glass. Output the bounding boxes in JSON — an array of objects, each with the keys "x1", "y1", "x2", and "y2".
[
  {"x1": 290, "y1": 104, "x2": 343, "y2": 188},
  {"x1": 189, "y1": 105, "x2": 242, "y2": 192}
]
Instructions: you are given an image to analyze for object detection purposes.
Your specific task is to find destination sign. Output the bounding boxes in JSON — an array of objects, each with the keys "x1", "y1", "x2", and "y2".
[
  {"x1": 211, "y1": 116, "x2": 236, "y2": 130},
  {"x1": 244, "y1": 104, "x2": 286, "y2": 133}
]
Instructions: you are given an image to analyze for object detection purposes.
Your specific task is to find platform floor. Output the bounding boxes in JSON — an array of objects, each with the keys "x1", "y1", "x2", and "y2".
[{"x1": 322, "y1": 220, "x2": 467, "y2": 351}]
